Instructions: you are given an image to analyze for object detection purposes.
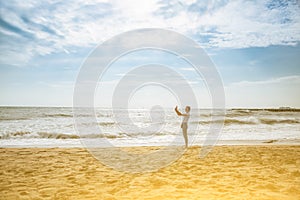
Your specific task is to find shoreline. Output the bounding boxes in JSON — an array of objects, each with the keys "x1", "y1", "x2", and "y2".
[{"x1": 1, "y1": 139, "x2": 300, "y2": 148}]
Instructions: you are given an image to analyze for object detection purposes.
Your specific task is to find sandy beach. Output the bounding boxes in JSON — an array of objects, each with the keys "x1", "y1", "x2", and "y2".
[{"x1": 0, "y1": 145, "x2": 299, "y2": 200}]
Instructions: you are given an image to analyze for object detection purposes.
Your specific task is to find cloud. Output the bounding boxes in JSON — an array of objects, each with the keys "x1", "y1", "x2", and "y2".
[
  {"x1": 0, "y1": 0, "x2": 300, "y2": 66},
  {"x1": 0, "y1": 0, "x2": 113, "y2": 65},
  {"x1": 38, "y1": 81, "x2": 74, "y2": 89},
  {"x1": 180, "y1": 67, "x2": 195, "y2": 71},
  {"x1": 229, "y1": 75, "x2": 300, "y2": 87}
]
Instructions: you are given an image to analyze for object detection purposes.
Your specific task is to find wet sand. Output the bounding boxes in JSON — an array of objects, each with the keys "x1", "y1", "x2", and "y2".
[{"x1": 1, "y1": 146, "x2": 299, "y2": 199}]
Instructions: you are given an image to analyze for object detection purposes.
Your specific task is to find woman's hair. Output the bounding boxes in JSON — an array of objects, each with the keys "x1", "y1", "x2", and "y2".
[{"x1": 186, "y1": 106, "x2": 191, "y2": 112}]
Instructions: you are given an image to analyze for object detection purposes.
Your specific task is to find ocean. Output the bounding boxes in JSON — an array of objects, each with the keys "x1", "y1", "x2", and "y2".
[{"x1": 0, "y1": 107, "x2": 299, "y2": 147}]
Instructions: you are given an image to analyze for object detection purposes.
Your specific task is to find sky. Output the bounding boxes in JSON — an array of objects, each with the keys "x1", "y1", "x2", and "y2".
[{"x1": 0, "y1": 0, "x2": 300, "y2": 108}]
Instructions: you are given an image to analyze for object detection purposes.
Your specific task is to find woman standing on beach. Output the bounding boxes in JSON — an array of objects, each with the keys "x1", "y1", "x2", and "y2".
[{"x1": 175, "y1": 106, "x2": 191, "y2": 148}]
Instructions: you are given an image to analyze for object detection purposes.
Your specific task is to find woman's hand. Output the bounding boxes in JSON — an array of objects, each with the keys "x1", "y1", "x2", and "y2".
[{"x1": 175, "y1": 106, "x2": 181, "y2": 116}]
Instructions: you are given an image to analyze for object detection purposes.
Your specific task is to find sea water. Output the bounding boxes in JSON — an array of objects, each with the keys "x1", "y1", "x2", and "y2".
[{"x1": 0, "y1": 107, "x2": 299, "y2": 147}]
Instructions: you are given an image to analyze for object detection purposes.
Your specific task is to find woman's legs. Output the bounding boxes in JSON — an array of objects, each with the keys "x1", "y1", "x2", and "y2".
[{"x1": 182, "y1": 124, "x2": 188, "y2": 148}]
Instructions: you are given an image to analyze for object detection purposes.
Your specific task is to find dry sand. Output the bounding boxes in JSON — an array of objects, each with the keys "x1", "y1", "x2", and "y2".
[{"x1": 0, "y1": 146, "x2": 299, "y2": 200}]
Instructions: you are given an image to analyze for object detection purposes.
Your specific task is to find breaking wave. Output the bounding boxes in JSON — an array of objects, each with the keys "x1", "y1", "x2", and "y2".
[
  {"x1": 196, "y1": 118, "x2": 299, "y2": 125},
  {"x1": 0, "y1": 132, "x2": 123, "y2": 139}
]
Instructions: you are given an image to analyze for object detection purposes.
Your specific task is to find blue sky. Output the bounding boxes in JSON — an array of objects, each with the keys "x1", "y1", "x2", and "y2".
[{"x1": 0, "y1": 0, "x2": 300, "y2": 108}]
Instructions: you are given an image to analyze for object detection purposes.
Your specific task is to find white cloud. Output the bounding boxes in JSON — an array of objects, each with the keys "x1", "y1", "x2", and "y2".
[
  {"x1": 229, "y1": 75, "x2": 300, "y2": 87},
  {"x1": 180, "y1": 67, "x2": 195, "y2": 71},
  {"x1": 0, "y1": 0, "x2": 299, "y2": 65},
  {"x1": 38, "y1": 81, "x2": 75, "y2": 88},
  {"x1": 190, "y1": 0, "x2": 300, "y2": 48}
]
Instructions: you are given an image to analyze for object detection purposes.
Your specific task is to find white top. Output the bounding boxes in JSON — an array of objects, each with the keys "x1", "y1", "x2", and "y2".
[{"x1": 182, "y1": 113, "x2": 190, "y2": 123}]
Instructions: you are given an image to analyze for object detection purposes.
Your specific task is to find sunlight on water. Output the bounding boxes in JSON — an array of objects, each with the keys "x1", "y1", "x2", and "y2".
[{"x1": 0, "y1": 107, "x2": 299, "y2": 147}]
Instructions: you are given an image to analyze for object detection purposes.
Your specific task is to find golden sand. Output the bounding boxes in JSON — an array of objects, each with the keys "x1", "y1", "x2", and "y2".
[{"x1": 0, "y1": 146, "x2": 299, "y2": 200}]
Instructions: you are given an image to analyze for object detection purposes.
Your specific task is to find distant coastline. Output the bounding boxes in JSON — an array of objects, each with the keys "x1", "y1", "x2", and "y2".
[{"x1": 231, "y1": 107, "x2": 300, "y2": 112}]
